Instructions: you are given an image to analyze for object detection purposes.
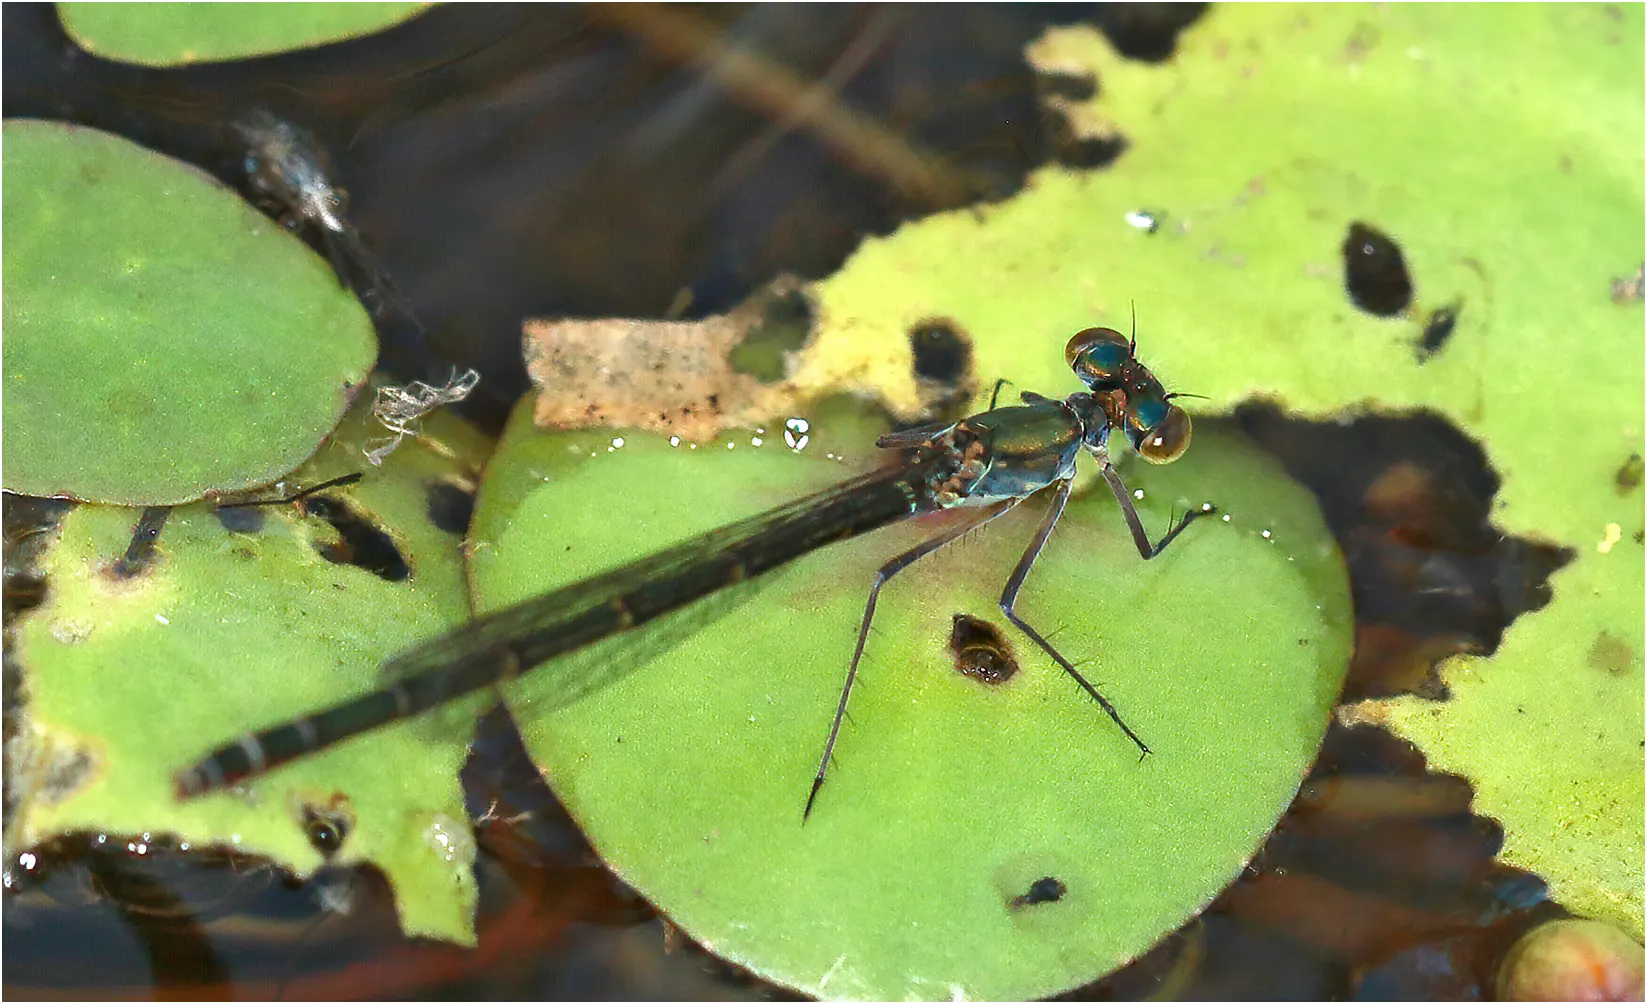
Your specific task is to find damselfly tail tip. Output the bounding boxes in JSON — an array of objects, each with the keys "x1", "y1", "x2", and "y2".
[
  {"x1": 173, "y1": 769, "x2": 207, "y2": 801},
  {"x1": 172, "y1": 761, "x2": 226, "y2": 801}
]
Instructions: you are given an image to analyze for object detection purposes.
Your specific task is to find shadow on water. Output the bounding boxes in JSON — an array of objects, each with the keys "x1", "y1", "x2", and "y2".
[{"x1": 2, "y1": 3, "x2": 1580, "y2": 998}]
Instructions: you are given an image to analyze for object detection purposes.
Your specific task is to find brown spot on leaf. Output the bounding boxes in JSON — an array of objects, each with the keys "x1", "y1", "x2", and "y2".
[
  {"x1": 1614, "y1": 453, "x2": 1643, "y2": 495},
  {"x1": 1587, "y1": 632, "x2": 1635, "y2": 676}
]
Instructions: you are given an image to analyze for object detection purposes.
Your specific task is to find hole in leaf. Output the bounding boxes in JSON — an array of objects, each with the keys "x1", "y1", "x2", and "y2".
[
  {"x1": 728, "y1": 284, "x2": 815, "y2": 383},
  {"x1": 301, "y1": 800, "x2": 354, "y2": 858},
  {"x1": 1230, "y1": 407, "x2": 1575, "y2": 701},
  {"x1": 300, "y1": 497, "x2": 409, "y2": 582},
  {"x1": 1342, "y1": 221, "x2": 1413, "y2": 317},
  {"x1": 909, "y1": 319, "x2": 972, "y2": 385}
]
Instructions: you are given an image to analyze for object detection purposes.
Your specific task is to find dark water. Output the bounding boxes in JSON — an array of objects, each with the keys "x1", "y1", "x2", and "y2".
[{"x1": 2, "y1": 4, "x2": 1578, "y2": 998}]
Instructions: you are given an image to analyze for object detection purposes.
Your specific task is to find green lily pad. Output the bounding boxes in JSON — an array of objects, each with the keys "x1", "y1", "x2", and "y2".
[
  {"x1": 467, "y1": 392, "x2": 1351, "y2": 999},
  {"x1": 7, "y1": 394, "x2": 488, "y2": 943},
  {"x1": 800, "y1": 4, "x2": 1642, "y2": 937},
  {"x1": 57, "y1": 3, "x2": 430, "y2": 67},
  {"x1": 3, "y1": 120, "x2": 376, "y2": 505}
]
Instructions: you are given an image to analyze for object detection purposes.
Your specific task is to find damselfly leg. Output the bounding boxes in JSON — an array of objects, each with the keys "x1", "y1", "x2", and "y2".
[
  {"x1": 805, "y1": 498, "x2": 1021, "y2": 819},
  {"x1": 805, "y1": 465, "x2": 1211, "y2": 817}
]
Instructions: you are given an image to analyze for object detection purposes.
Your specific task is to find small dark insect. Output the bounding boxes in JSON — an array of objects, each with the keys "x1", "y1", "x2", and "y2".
[
  {"x1": 109, "y1": 506, "x2": 171, "y2": 579},
  {"x1": 1008, "y1": 876, "x2": 1066, "y2": 909},
  {"x1": 949, "y1": 613, "x2": 1018, "y2": 684},
  {"x1": 1415, "y1": 302, "x2": 1460, "y2": 363}
]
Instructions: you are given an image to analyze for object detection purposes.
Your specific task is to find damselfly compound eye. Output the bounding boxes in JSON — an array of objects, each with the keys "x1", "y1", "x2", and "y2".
[
  {"x1": 1136, "y1": 406, "x2": 1192, "y2": 464},
  {"x1": 1064, "y1": 327, "x2": 1131, "y2": 390}
]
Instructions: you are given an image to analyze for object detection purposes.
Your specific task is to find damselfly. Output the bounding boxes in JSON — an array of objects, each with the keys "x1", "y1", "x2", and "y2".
[
  {"x1": 175, "y1": 325, "x2": 1215, "y2": 816},
  {"x1": 233, "y1": 109, "x2": 355, "y2": 283}
]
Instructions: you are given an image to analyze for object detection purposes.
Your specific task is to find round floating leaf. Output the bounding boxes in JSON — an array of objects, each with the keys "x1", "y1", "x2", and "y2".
[
  {"x1": 804, "y1": 4, "x2": 1644, "y2": 937},
  {"x1": 57, "y1": 2, "x2": 430, "y2": 67},
  {"x1": 3, "y1": 120, "x2": 376, "y2": 505},
  {"x1": 8, "y1": 395, "x2": 489, "y2": 943},
  {"x1": 469, "y1": 393, "x2": 1351, "y2": 999}
]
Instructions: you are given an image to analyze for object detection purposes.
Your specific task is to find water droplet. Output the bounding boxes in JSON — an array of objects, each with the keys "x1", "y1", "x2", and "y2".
[
  {"x1": 1124, "y1": 209, "x2": 1161, "y2": 233},
  {"x1": 423, "y1": 816, "x2": 475, "y2": 864},
  {"x1": 784, "y1": 417, "x2": 812, "y2": 451}
]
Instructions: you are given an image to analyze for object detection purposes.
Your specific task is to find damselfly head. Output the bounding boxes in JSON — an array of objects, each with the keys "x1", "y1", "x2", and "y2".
[{"x1": 1067, "y1": 323, "x2": 1192, "y2": 464}]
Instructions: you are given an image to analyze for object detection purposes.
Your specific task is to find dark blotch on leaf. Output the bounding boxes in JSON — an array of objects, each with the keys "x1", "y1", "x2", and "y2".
[
  {"x1": 1415, "y1": 302, "x2": 1460, "y2": 363},
  {"x1": 34, "y1": 745, "x2": 100, "y2": 804},
  {"x1": 1008, "y1": 876, "x2": 1066, "y2": 909},
  {"x1": 213, "y1": 505, "x2": 266, "y2": 534},
  {"x1": 302, "y1": 497, "x2": 409, "y2": 581},
  {"x1": 109, "y1": 507, "x2": 171, "y2": 579},
  {"x1": 1587, "y1": 632, "x2": 1634, "y2": 677},
  {"x1": 1342, "y1": 221, "x2": 1413, "y2": 317},
  {"x1": 909, "y1": 319, "x2": 972, "y2": 384},
  {"x1": 949, "y1": 613, "x2": 1017, "y2": 685},
  {"x1": 426, "y1": 480, "x2": 476, "y2": 535},
  {"x1": 1614, "y1": 453, "x2": 1643, "y2": 495},
  {"x1": 1610, "y1": 263, "x2": 1644, "y2": 305}
]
